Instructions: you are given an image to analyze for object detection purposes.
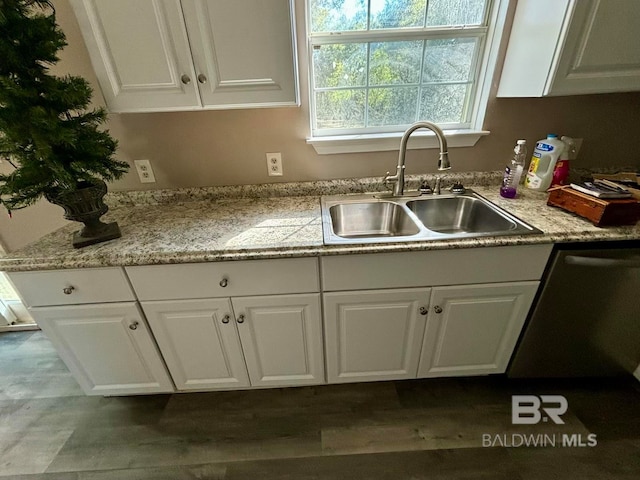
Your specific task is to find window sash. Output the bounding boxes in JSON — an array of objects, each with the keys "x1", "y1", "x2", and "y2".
[{"x1": 307, "y1": 1, "x2": 493, "y2": 137}]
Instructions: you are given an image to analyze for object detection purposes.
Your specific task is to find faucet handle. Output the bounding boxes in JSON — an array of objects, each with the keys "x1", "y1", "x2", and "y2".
[{"x1": 383, "y1": 171, "x2": 397, "y2": 189}]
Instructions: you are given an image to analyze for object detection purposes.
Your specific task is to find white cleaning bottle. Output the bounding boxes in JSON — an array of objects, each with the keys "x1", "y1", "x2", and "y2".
[{"x1": 525, "y1": 134, "x2": 565, "y2": 191}]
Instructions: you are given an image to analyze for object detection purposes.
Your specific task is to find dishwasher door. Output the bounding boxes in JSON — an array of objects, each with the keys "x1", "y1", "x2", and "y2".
[{"x1": 508, "y1": 245, "x2": 640, "y2": 378}]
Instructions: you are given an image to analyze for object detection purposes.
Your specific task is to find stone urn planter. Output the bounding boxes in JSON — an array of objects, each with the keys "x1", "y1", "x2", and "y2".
[{"x1": 45, "y1": 179, "x2": 121, "y2": 249}]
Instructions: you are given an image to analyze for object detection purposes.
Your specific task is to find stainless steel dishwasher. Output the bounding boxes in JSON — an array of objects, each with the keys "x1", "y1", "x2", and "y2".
[{"x1": 509, "y1": 242, "x2": 640, "y2": 378}]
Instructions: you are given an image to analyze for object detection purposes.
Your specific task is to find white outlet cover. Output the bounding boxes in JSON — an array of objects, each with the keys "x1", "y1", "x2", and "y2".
[{"x1": 134, "y1": 159, "x2": 156, "y2": 183}]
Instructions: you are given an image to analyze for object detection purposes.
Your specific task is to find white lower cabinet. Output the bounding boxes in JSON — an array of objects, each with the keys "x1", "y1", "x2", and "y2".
[
  {"x1": 233, "y1": 294, "x2": 324, "y2": 388},
  {"x1": 323, "y1": 288, "x2": 431, "y2": 383},
  {"x1": 323, "y1": 282, "x2": 539, "y2": 384},
  {"x1": 418, "y1": 282, "x2": 539, "y2": 377},
  {"x1": 142, "y1": 294, "x2": 324, "y2": 391},
  {"x1": 30, "y1": 303, "x2": 174, "y2": 396},
  {"x1": 141, "y1": 298, "x2": 250, "y2": 391}
]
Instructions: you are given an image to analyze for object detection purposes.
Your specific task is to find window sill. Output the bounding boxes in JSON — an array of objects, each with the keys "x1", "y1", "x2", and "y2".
[{"x1": 307, "y1": 129, "x2": 490, "y2": 155}]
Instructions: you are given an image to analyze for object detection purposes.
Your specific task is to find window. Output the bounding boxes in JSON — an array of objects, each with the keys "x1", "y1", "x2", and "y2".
[{"x1": 306, "y1": 0, "x2": 507, "y2": 154}]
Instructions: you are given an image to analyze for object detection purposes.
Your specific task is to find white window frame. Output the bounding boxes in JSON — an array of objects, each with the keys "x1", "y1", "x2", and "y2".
[{"x1": 305, "y1": 0, "x2": 510, "y2": 154}]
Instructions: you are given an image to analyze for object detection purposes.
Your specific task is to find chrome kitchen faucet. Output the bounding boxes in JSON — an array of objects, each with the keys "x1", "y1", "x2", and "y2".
[{"x1": 383, "y1": 121, "x2": 451, "y2": 196}]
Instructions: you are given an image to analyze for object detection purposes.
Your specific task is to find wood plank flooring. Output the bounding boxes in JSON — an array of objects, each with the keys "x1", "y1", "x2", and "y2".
[{"x1": 1, "y1": 331, "x2": 639, "y2": 479}]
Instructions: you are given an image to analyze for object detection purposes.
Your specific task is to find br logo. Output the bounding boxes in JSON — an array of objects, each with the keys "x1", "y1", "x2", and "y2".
[{"x1": 512, "y1": 395, "x2": 568, "y2": 425}]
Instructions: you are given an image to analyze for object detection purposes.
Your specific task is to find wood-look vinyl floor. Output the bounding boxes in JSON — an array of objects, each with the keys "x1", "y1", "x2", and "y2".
[{"x1": 1, "y1": 331, "x2": 639, "y2": 479}]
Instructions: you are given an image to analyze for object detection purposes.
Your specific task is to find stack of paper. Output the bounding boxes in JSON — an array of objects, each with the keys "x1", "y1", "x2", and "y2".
[{"x1": 570, "y1": 179, "x2": 633, "y2": 199}]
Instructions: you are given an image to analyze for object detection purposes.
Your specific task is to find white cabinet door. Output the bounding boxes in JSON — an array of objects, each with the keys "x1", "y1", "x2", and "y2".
[
  {"x1": 71, "y1": 0, "x2": 200, "y2": 112},
  {"x1": 232, "y1": 294, "x2": 324, "y2": 387},
  {"x1": 418, "y1": 282, "x2": 539, "y2": 378},
  {"x1": 498, "y1": 0, "x2": 640, "y2": 97},
  {"x1": 71, "y1": 0, "x2": 298, "y2": 111},
  {"x1": 31, "y1": 303, "x2": 174, "y2": 396},
  {"x1": 550, "y1": 0, "x2": 640, "y2": 96},
  {"x1": 142, "y1": 299, "x2": 250, "y2": 391},
  {"x1": 323, "y1": 288, "x2": 430, "y2": 384},
  {"x1": 181, "y1": 0, "x2": 298, "y2": 108}
]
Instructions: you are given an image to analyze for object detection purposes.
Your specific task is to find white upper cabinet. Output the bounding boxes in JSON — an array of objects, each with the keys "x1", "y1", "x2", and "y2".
[
  {"x1": 70, "y1": 0, "x2": 298, "y2": 112},
  {"x1": 498, "y1": 0, "x2": 640, "y2": 97},
  {"x1": 181, "y1": 0, "x2": 298, "y2": 108}
]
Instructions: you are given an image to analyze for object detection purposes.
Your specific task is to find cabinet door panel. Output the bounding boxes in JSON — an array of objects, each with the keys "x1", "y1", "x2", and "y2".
[
  {"x1": 418, "y1": 282, "x2": 539, "y2": 377},
  {"x1": 31, "y1": 303, "x2": 174, "y2": 395},
  {"x1": 232, "y1": 294, "x2": 324, "y2": 387},
  {"x1": 498, "y1": 0, "x2": 640, "y2": 97},
  {"x1": 71, "y1": 0, "x2": 200, "y2": 111},
  {"x1": 142, "y1": 299, "x2": 250, "y2": 390},
  {"x1": 323, "y1": 289, "x2": 430, "y2": 383},
  {"x1": 551, "y1": 0, "x2": 640, "y2": 95},
  {"x1": 182, "y1": 0, "x2": 298, "y2": 108}
]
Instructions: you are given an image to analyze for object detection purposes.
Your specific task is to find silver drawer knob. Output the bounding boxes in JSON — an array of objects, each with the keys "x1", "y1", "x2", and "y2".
[
  {"x1": 419, "y1": 306, "x2": 428, "y2": 315},
  {"x1": 237, "y1": 314, "x2": 245, "y2": 324},
  {"x1": 198, "y1": 74, "x2": 207, "y2": 84},
  {"x1": 63, "y1": 286, "x2": 75, "y2": 295},
  {"x1": 219, "y1": 278, "x2": 228, "y2": 288},
  {"x1": 129, "y1": 321, "x2": 139, "y2": 331},
  {"x1": 434, "y1": 306, "x2": 443, "y2": 314},
  {"x1": 221, "y1": 315, "x2": 230, "y2": 324},
  {"x1": 181, "y1": 74, "x2": 191, "y2": 84}
]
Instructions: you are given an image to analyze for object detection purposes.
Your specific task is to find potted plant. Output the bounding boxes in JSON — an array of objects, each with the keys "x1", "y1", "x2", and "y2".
[{"x1": 0, "y1": 0, "x2": 128, "y2": 248}]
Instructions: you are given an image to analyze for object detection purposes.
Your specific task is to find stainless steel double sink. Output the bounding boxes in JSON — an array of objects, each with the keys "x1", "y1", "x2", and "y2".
[{"x1": 321, "y1": 190, "x2": 541, "y2": 245}]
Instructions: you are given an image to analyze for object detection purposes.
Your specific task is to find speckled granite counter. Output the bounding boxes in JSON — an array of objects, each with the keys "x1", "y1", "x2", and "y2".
[{"x1": 2, "y1": 174, "x2": 639, "y2": 272}]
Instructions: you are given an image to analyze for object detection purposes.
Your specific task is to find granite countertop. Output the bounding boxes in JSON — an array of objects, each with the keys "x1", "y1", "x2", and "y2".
[{"x1": 2, "y1": 174, "x2": 639, "y2": 272}]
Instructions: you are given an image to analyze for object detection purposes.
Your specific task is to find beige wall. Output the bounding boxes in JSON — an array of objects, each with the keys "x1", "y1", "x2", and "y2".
[
  {"x1": 2, "y1": 0, "x2": 640, "y2": 251},
  {"x1": 51, "y1": 0, "x2": 640, "y2": 192}
]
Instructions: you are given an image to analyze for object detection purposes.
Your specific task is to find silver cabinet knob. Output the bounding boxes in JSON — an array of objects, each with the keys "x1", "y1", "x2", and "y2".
[
  {"x1": 419, "y1": 306, "x2": 429, "y2": 315},
  {"x1": 181, "y1": 74, "x2": 191, "y2": 85},
  {"x1": 62, "y1": 286, "x2": 75, "y2": 295},
  {"x1": 219, "y1": 278, "x2": 228, "y2": 288},
  {"x1": 434, "y1": 306, "x2": 443, "y2": 314},
  {"x1": 197, "y1": 74, "x2": 207, "y2": 84},
  {"x1": 221, "y1": 314, "x2": 230, "y2": 324},
  {"x1": 129, "y1": 321, "x2": 139, "y2": 331},
  {"x1": 237, "y1": 314, "x2": 245, "y2": 324}
]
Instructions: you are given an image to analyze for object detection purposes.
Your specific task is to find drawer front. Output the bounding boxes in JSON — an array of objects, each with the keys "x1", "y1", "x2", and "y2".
[
  {"x1": 7, "y1": 268, "x2": 135, "y2": 307},
  {"x1": 321, "y1": 244, "x2": 553, "y2": 291},
  {"x1": 126, "y1": 257, "x2": 320, "y2": 301}
]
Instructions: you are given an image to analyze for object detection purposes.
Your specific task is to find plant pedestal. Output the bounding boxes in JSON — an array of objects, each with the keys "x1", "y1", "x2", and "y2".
[
  {"x1": 72, "y1": 219, "x2": 121, "y2": 248},
  {"x1": 46, "y1": 179, "x2": 121, "y2": 249}
]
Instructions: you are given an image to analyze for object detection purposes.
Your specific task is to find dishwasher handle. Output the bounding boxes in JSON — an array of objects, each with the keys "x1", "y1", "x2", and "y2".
[{"x1": 564, "y1": 255, "x2": 640, "y2": 268}]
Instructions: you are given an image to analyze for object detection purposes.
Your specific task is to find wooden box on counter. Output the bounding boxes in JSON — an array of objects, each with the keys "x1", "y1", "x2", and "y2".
[{"x1": 547, "y1": 186, "x2": 640, "y2": 227}]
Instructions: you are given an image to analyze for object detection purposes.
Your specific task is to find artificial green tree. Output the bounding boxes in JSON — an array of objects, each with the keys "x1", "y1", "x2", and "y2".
[{"x1": 0, "y1": 0, "x2": 128, "y2": 217}]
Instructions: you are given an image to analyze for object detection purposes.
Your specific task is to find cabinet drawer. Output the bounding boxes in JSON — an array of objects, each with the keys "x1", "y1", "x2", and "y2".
[
  {"x1": 7, "y1": 268, "x2": 135, "y2": 307},
  {"x1": 126, "y1": 257, "x2": 319, "y2": 301},
  {"x1": 321, "y1": 244, "x2": 553, "y2": 291}
]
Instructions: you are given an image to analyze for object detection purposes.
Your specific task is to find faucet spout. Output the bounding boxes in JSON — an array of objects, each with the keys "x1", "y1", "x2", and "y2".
[{"x1": 389, "y1": 121, "x2": 450, "y2": 196}]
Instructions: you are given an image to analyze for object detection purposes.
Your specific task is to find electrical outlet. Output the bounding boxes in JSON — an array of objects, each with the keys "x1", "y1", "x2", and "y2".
[
  {"x1": 266, "y1": 153, "x2": 283, "y2": 176},
  {"x1": 134, "y1": 159, "x2": 156, "y2": 183}
]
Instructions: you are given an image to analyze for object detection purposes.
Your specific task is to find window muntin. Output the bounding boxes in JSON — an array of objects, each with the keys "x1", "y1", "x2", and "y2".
[{"x1": 308, "y1": 0, "x2": 491, "y2": 137}]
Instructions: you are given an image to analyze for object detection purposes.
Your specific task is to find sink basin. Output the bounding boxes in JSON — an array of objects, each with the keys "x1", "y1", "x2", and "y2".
[
  {"x1": 321, "y1": 190, "x2": 541, "y2": 245},
  {"x1": 329, "y1": 202, "x2": 420, "y2": 238},
  {"x1": 407, "y1": 196, "x2": 517, "y2": 234}
]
